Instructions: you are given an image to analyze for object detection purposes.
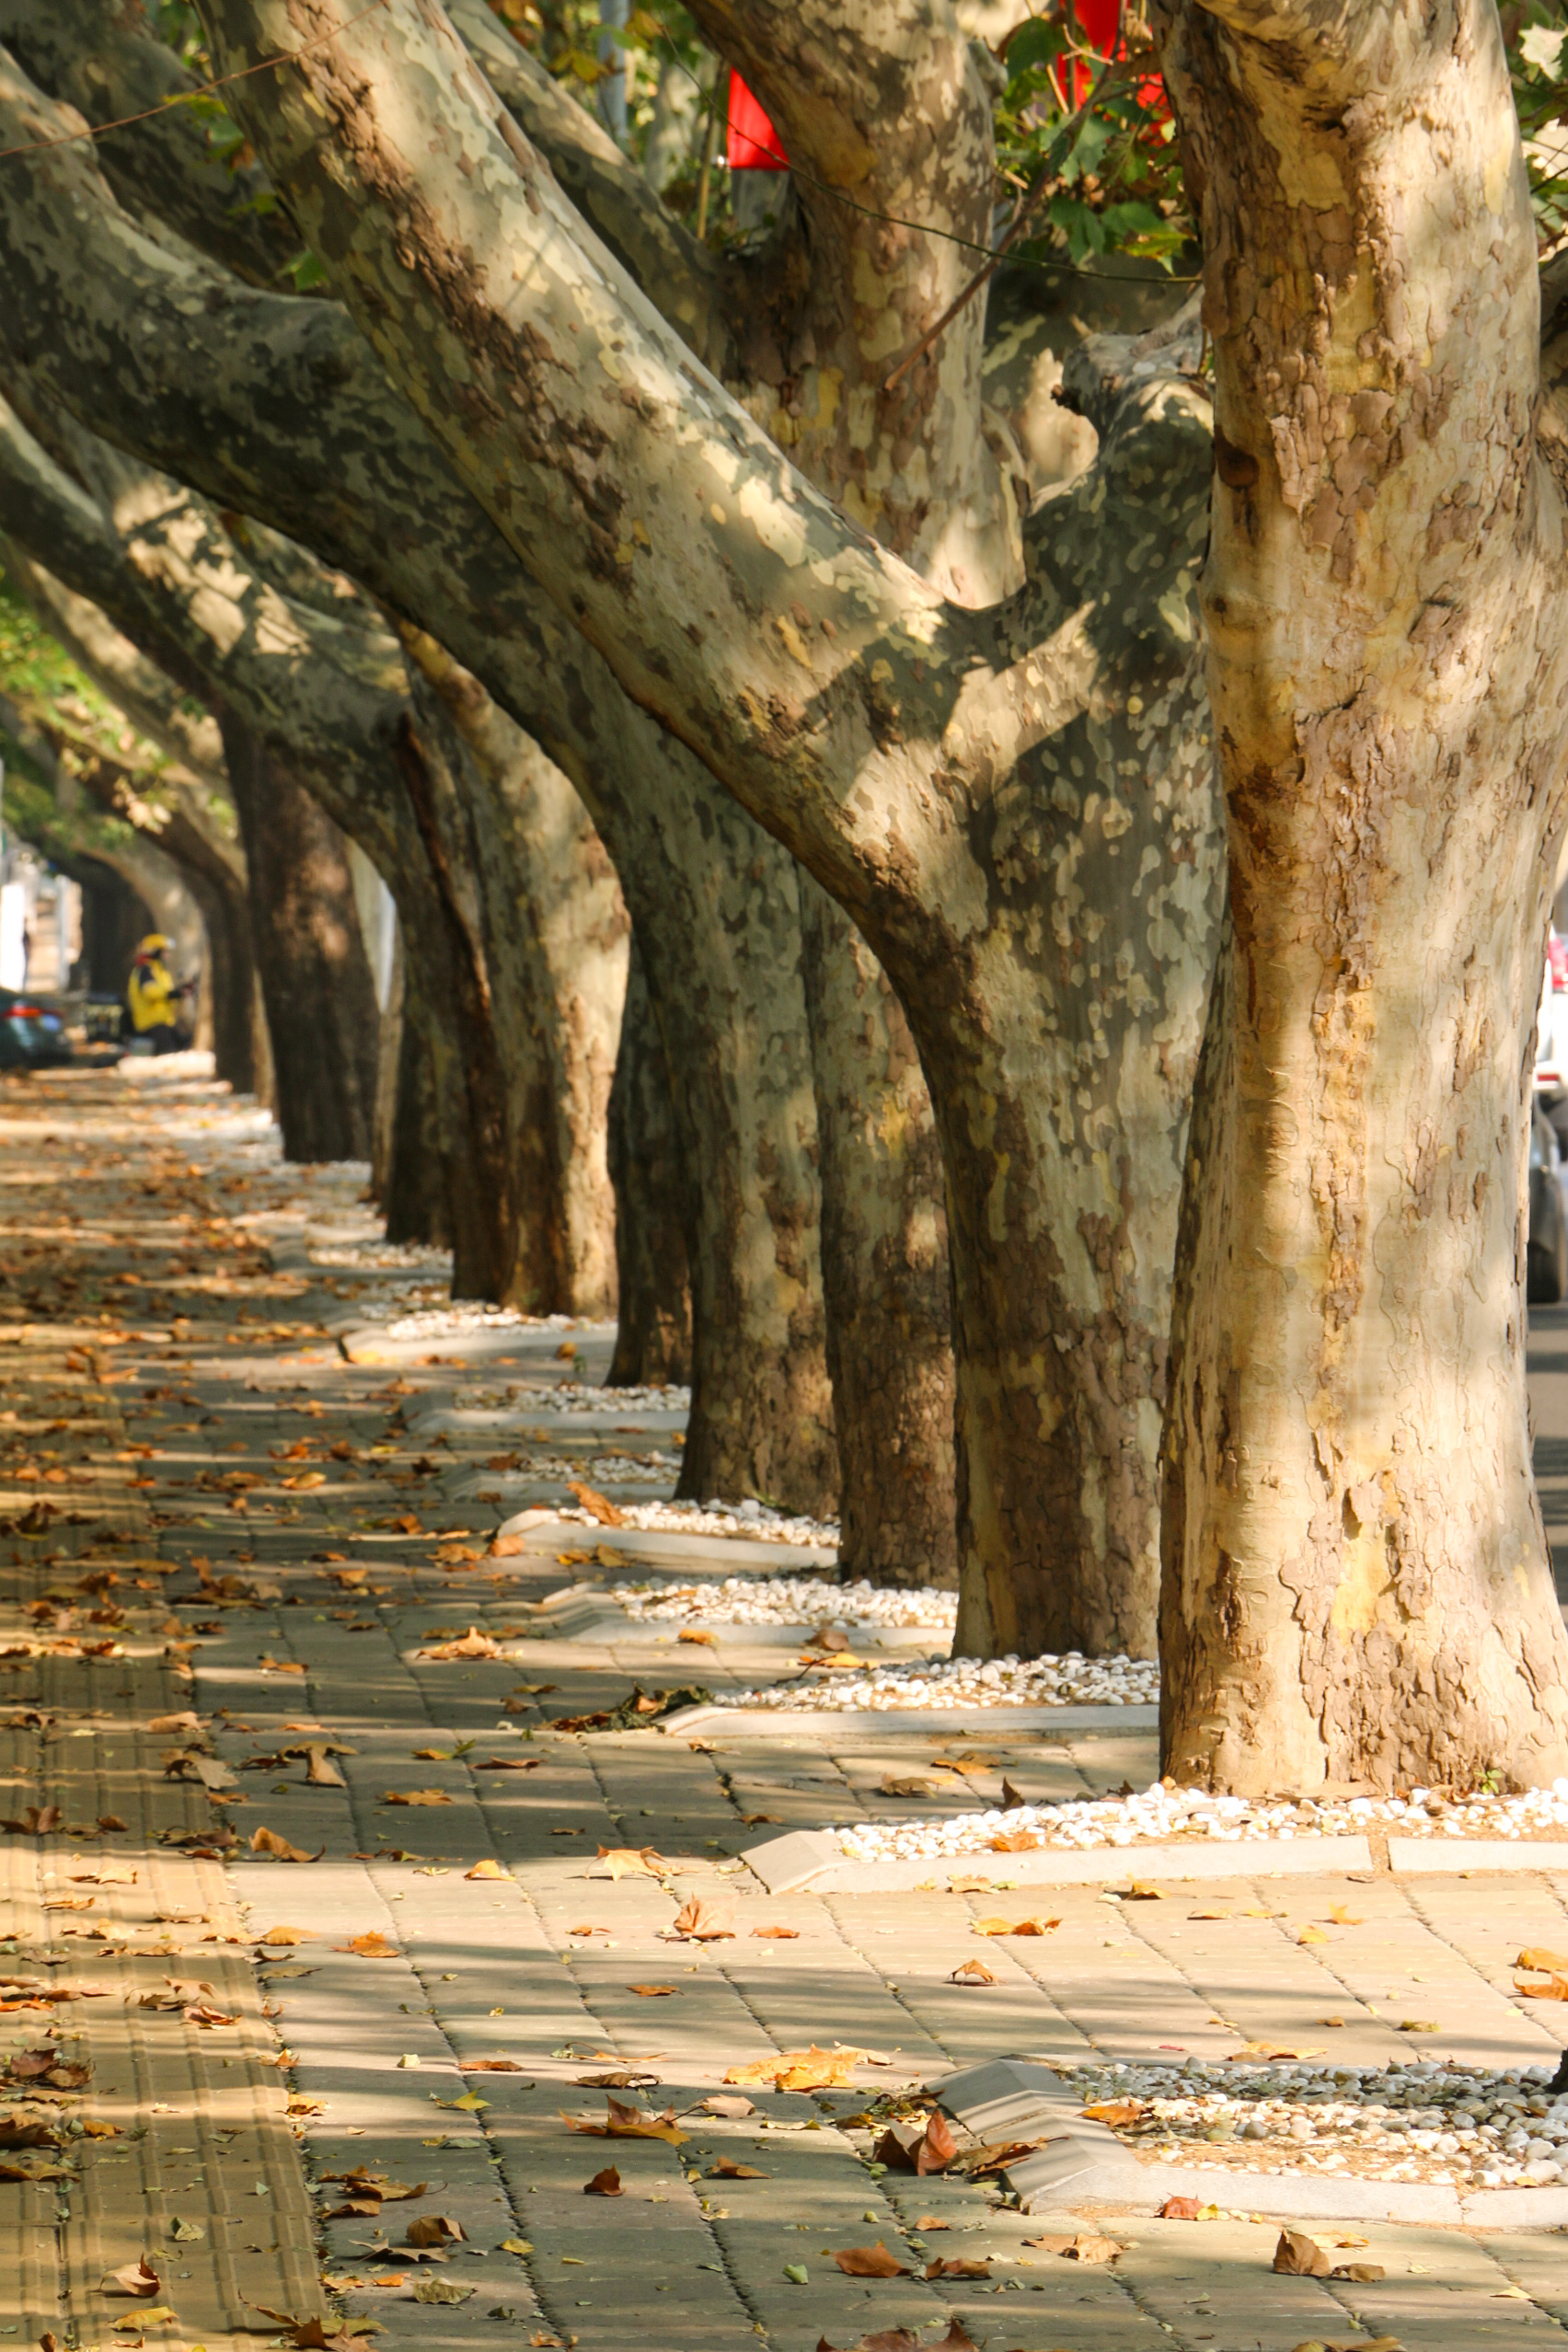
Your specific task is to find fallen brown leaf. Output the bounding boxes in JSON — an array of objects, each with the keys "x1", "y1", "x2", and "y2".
[
  {"x1": 698, "y1": 2093, "x2": 755, "y2": 2117},
  {"x1": 476, "y1": 1756, "x2": 541, "y2": 1771},
  {"x1": 972, "y1": 1914, "x2": 1059, "y2": 1937},
  {"x1": 1274, "y1": 2228, "x2": 1332, "y2": 2277},
  {"x1": 567, "y1": 1480, "x2": 623, "y2": 1526},
  {"x1": 870, "y1": 2111, "x2": 955, "y2": 2176},
  {"x1": 583, "y1": 2164, "x2": 622, "y2": 2195},
  {"x1": 1328, "y1": 1903, "x2": 1365, "y2": 1926},
  {"x1": 102, "y1": 2257, "x2": 161, "y2": 2299},
  {"x1": 335, "y1": 1932, "x2": 399, "y2": 1959},
  {"x1": 248, "y1": 2309, "x2": 384, "y2": 2350},
  {"x1": 832, "y1": 2241, "x2": 910, "y2": 2278},
  {"x1": 628, "y1": 1983, "x2": 676, "y2": 1997},
  {"x1": 668, "y1": 1897, "x2": 733, "y2": 1942},
  {"x1": 248, "y1": 1828, "x2": 322, "y2": 1863},
  {"x1": 750, "y1": 1924, "x2": 799, "y2": 1939},
  {"x1": 419, "y1": 1630, "x2": 502, "y2": 1661},
  {"x1": 406, "y1": 2214, "x2": 464, "y2": 2247},
  {"x1": 677, "y1": 1629, "x2": 715, "y2": 1645},
  {"x1": 381, "y1": 1789, "x2": 453, "y2": 1807},
  {"x1": 1518, "y1": 1945, "x2": 1568, "y2": 1973},
  {"x1": 999, "y1": 1776, "x2": 1027, "y2": 1809},
  {"x1": 1158, "y1": 2195, "x2": 1202, "y2": 2219},
  {"x1": 1331, "y1": 2262, "x2": 1387, "y2": 2282},
  {"x1": 878, "y1": 1775, "x2": 933, "y2": 1798},
  {"x1": 924, "y1": 2255, "x2": 990, "y2": 2278},
  {"x1": 258, "y1": 1926, "x2": 313, "y2": 1946},
  {"x1": 950, "y1": 1957, "x2": 997, "y2": 1984},
  {"x1": 723, "y1": 2044, "x2": 874, "y2": 2091},
  {"x1": 1516, "y1": 1975, "x2": 1568, "y2": 2000},
  {"x1": 561, "y1": 2096, "x2": 688, "y2": 2145},
  {"x1": 1025, "y1": 2231, "x2": 1124, "y2": 2263},
  {"x1": 596, "y1": 1846, "x2": 669, "y2": 1879},
  {"x1": 464, "y1": 1860, "x2": 508, "y2": 1881},
  {"x1": 1081, "y1": 2098, "x2": 1145, "y2": 2127},
  {"x1": 986, "y1": 1827, "x2": 1042, "y2": 1853}
]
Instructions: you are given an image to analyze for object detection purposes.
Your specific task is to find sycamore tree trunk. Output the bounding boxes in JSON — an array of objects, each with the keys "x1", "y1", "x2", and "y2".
[
  {"x1": 398, "y1": 628, "x2": 626, "y2": 1319},
  {"x1": 606, "y1": 932, "x2": 691, "y2": 1388},
  {"x1": 220, "y1": 718, "x2": 379, "y2": 1162},
  {"x1": 800, "y1": 879, "x2": 956, "y2": 1585},
  {"x1": 382, "y1": 935, "x2": 455, "y2": 1251},
  {"x1": 188, "y1": 0, "x2": 1224, "y2": 1649},
  {"x1": 1155, "y1": 0, "x2": 1568, "y2": 1791}
]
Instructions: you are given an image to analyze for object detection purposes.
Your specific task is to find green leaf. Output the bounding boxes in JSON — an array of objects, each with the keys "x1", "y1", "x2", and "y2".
[
  {"x1": 782, "y1": 2264, "x2": 809, "y2": 2284},
  {"x1": 282, "y1": 250, "x2": 329, "y2": 292}
]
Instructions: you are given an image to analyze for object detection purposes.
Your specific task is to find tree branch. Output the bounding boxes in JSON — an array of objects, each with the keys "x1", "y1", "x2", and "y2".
[{"x1": 0, "y1": 0, "x2": 301, "y2": 287}]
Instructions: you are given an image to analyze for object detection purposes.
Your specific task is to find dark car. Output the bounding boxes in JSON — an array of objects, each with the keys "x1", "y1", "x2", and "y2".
[
  {"x1": 0, "y1": 988, "x2": 71, "y2": 1072},
  {"x1": 1529, "y1": 1102, "x2": 1568, "y2": 1304}
]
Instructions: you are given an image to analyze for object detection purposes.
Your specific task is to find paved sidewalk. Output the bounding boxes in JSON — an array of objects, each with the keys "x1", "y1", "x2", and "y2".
[{"x1": 2, "y1": 1066, "x2": 1568, "y2": 2351}]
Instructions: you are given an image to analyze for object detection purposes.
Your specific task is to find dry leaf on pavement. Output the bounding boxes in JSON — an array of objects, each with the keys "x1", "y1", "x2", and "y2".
[
  {"x1": 567, "y1": 1480, "x2": 623, "y2": 1525},
  {"x1": 476, "y1": 1756, "x2": 541, "y2": 1770},
  {"x1": 878, "y1": 1776, "x2": 933, "y2": 1797},
  {"x1": 706, "y1": 2158, "x2": 767, "y2": 2178},
  {"x1": 1328, "y1": 1903, "x2": 1365, "y2": 1926},
  {"x1": 411, "y1": 2279, "x2": 476, "y2": 2305},
  {"x1": 972, "y1": 1915, "x2": 1059, "y2": 1937},
  {"x1": 698, "y1": 2093, "x2": 755, "y2": 2117},
  {"x1": 1025, "y1": 2231, "x2": 1123, "y2": 2263},
  {"x1": 336, "y1": 1932, "x2": 399, "y2": 1959},
  {"x1": 1516, "y1": 1971, "x2": 1568, "y2": 2000},
  {"x1": 986, "y1": 1828, "x2": 1042, "y2": 1852},
  {"x1": 949, "y1": 1958, "x2": 997, "y2": 1985},
  {"x1": 751, "y1": 1924, "x2": 799, "y2": 1938},
  {"x1": 1518, "y1": 1946, "x2": 1568, "y2": 1973},
  {"x1": 678, "y1": 1629, "x2": 715, "y2": 1645},
  {"x1": 1158, "y1": 2195, "x2": 1202, "y2": 2219},
  {"x1": 667, "y1": 1898, "x2": 733, "y2": 1941},
  {"x1": 628, "y1": 1984, "x2": 677, "y2": 1997},
  {"x1": 723, "y1": 2044, "x2": 875, "y2": 2091},
  {"x1": 418, "y1": 1630, "x2": 502, "y2": 1661},
  {"x1": 249, "y1": 1828, "x2": 323, "y2": 1863},
  {"x1": 1081, "y1": 2099, "x2": 1145, "y2": 2127},
  {"x1": 831, "y1": 2241, "x2": 911, "y2": 2277},
  {"x1": 248, "y1": 2316, "x2": 383, "y2": 2352},
  {"x1": 1274, "y1": 2228, "x2": 1332, "y2": 2277},
  {"x1": 595, "y1": 1845, "x2": 670, "y2": 1877},
  {"x1": 924, "y1": 2255, "x2": 990, "y2": 2278},
  {"x1": 1331, "y1": 2262, "x2": 1387, "y2": 2281},
  {"x1": 816, "y1": 2326, "x2": 976, "y2": 2352},
  {"x1": 583, "y1": 2166, "x2": 622, "y2": 2196},
  {"x1": 406, "y1": 2215, "x2": 464, "y2": 2247},
  {"x1": 562, "y1": 2096, "x2": 688, "y2": 2145},
  {"x1": 102, "y1": 2258, "x2": 161, "y2": 2299},
  {"x1": 870, "y1": 2111, "x2": 955, "y2": 2175},
  {"x1": 381, "y1": 1789, "x2": 453, "y2": 1807},
  {"x1": 258, "y1": 1926, "x2": 313, "y2": 1946},
  {"x1": 464, "y1": 1860, "x2": 507, "y2": 1881}
]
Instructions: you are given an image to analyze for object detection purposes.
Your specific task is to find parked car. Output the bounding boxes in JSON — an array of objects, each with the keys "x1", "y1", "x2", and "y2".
[
  {"x1": 0, "y1": 988, "x2": 71, "y2": 1071},
  {"x1": 1530, "y1": 1102, "x2": 1568, "y2": 1304}
]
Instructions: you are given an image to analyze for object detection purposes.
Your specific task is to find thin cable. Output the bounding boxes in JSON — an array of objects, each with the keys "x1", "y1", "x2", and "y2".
[
  {"x1": 0, "y1": 0, "x2": 392, "y2": 166},
  {"x1": 885, "y1": 0, "x2": 1125, "y2": 391},
  {"x1": 655, "y1": 24, "x2": 1199, "y2": 292}
]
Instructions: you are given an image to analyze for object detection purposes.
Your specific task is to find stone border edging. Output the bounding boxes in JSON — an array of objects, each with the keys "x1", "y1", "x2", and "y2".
[
  {"x1": 659, "y1": 1701, "x2": 1159, "y2": 1739},
  {"x1": 493, "y1": 1516, "x2": 839, "y2": 1574},
  {"x1": 737, "y1": 1827, "x2": 1377, "y2": 1895},
  {"x1": 935, "y1": 2058, "x2": 1568, "y2": 2231},
  {"x1": 1389, "y1": 1837, "x2": 1568, "y2": 1873}
]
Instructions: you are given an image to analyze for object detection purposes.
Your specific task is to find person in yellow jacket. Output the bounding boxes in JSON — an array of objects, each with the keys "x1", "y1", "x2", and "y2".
[{"x1": 124, "y1": 936, "x2": 192, "y2": 1055}]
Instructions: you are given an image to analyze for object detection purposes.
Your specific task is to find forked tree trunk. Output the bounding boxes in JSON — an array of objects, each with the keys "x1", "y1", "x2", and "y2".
[
  {"x1": 1158, "y1": 0, "x2": 1568, "y2": 1791},
  {"x1": 605, "y1": 933, "x2": 691, "y2": 1388},
  {"x1": 221, "y1": 719, "x2": 379, "y2": 1162},
  {"x1": 800, "y1": 879, "x2": 956, "y2": 1586}
]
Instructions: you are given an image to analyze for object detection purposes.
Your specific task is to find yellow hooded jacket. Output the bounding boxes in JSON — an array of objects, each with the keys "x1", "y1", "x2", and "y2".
[{"x1": 128, "y1": 937, "x2": 178, "y2": 1033}]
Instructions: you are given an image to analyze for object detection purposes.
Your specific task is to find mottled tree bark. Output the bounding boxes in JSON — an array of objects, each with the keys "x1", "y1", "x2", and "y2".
[
  {"x1": 399, "y1": 629, "x2": 626, "y2": 1320},
  {"x1": 190, "y1": 0, "x2": 1221, "y2": 1644},
  {"x1": 1157, "y1": 0, "x2": 1568, "y2": 1790},
  {"x1": 605, "y1": 932, "x2": 691, "y2": 1388},
  {"x1": 221, "y1": 719, "x2": 379, "y2": 1163},
  {"x1": 800, "y1": 879, "x2": 956, "y2": 1585},
  {"x1": 382, "y1": 930, "x2": 455, "y2": 1251}
]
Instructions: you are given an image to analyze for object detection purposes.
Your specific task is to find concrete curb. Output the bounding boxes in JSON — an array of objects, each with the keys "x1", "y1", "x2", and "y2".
[
  {"x1": 738, "y1": 1828, "x2": 1376, "y2": 1895},
  {"x1": 1389, "y1": 1837, "x2": 1568, "y2": 1873},
  {"x1": 491, "y1": 1515, "x2": 838, "y2": 1574},
  {"x1": 660, "y1": 1701, "x2": 1159, "y2": 1739},
  {"x1": 934, "y1": 2058, "x2": 1568, "y2": 2231},
  {"x1": 335, "y1": 1320, "x2": 616, "y2": 1366}
]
